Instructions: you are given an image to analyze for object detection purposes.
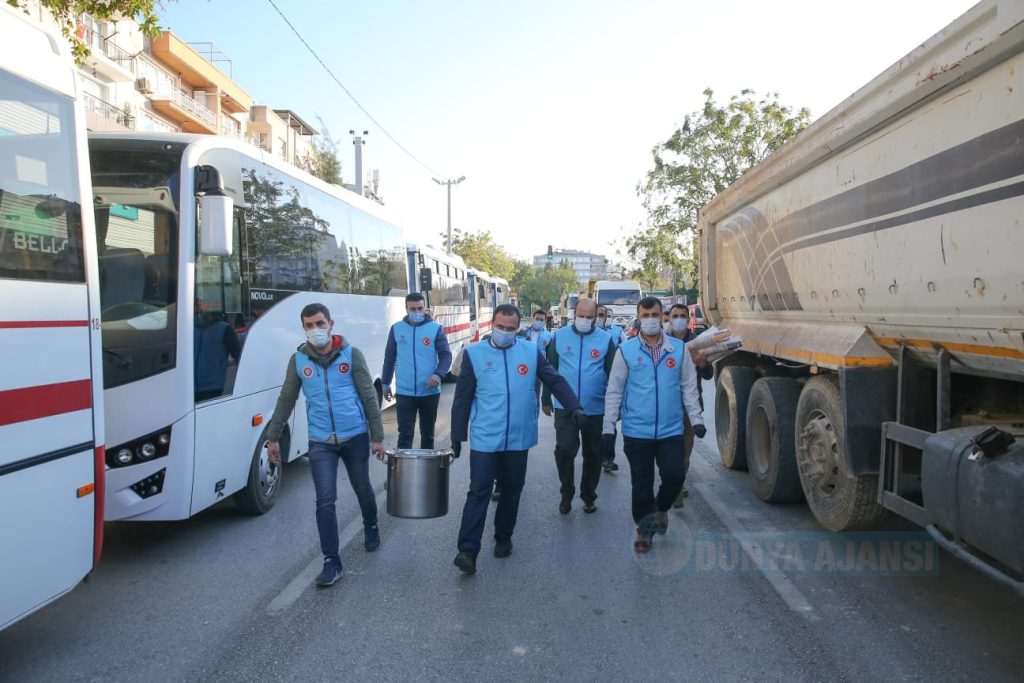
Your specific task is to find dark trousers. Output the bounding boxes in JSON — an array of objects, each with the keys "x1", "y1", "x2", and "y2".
[
  {"x1": 457, "y1": 449, "x2": 528, "y2": 553},
  {"x1": 396, "y1": 393, "x2": 440, "y2": 449},
  {"x1": 623, "y1": 435, "x2": 686, "y2": 526},
  {"x1": 308, "y1": 434, "x2": 378, "y2": 565},
  {"x1": 554, "y1": 410, "x2": 603, "y2": 503}
]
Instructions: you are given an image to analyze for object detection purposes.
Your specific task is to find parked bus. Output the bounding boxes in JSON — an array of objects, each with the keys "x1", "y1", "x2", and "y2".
[
  {"x1": 88, "y1": 132, "x2": 406, "y2": 521},
  {"x1": 406, "y1": 243, "x2": 472, "y2": 366},
  {"x1": 0, "y1": 6, "x2": 105, "y2": 629},
  {"x1": 466, "y1": 269, "x2": 508, "y2": 341}
]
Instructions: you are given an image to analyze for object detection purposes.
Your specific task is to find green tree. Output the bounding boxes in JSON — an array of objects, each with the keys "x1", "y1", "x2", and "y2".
[
  {"x1": 307, "y1": 119, "x2": 343, "y2": 186},
  {"x1": 630, "y1": 88, "x2": 810, "y2": 289},
  {"x1": 519, "y1": 264, "x2": 578, "y2": 309},
  {"x1": 8, "y1": 0, "x2": 167, "y2": 64},
  {"x1": 446, "y1": 228, "x2": 518, "y2": 281}
]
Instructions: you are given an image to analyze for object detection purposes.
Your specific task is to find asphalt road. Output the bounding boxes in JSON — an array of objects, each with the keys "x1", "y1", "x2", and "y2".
[{"x1": 2, "y1": 383, "x2": 1023, "y2": 682}]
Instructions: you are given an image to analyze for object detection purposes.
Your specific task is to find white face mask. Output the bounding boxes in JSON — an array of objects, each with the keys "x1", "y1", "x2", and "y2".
[
  {"x1": 640, "y1": 318, "x2": 662, "y2": 336},
  {"x1": 671, "y1": 318, "x2": 688, "y2": 332},
  {"x1": 306, "y1": 327, "x2": 331, "y2": 347},
  {"x1": 574, "y1": 317, "x2": 594, "y2": 333}
]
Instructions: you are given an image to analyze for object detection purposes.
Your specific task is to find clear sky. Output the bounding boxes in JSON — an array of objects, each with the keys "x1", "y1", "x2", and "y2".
[{"x1": 159, "y1": 0, "x2": 975, "y2": 263}]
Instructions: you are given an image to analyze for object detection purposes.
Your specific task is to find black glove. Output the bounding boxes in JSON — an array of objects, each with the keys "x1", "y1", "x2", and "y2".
[
  {"x1": 572, "y1": 408, "x2": 588, "y2": 428},
  {"x1": 693, "y1": 424, "x2": 707, "y2": 439},
  {"x1": 451, "y1": 441, "x2": 462, "y2": 459}
]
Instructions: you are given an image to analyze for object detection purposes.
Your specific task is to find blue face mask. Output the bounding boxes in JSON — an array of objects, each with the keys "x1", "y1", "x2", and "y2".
[
  {"x1": 409, "y1": 311, "x2": 425, "y2": 324},
  {"x1": 492, "y1": 328, "x2": 516, "y2": 348},
  {"x1": 532, "y1": 320, "x2": 545, "y2": 331}
]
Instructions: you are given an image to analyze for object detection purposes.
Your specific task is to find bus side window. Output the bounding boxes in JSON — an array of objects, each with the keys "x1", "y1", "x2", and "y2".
[{"x1": 194, "y1": 209, "x2": 244, "y2": 402}]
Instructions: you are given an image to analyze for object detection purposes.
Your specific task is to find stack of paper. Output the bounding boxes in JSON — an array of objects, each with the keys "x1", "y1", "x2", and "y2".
[{"x1": 689, "y1": 326, "x2": 743, "y2": 363}]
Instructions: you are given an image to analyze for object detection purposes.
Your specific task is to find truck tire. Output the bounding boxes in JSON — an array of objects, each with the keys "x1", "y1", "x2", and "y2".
[
  {"x1": 745, "y1": 377, "x2": 804, "y2": 503},
  {"x1": 715, "y1": 366, "x2": 756, "y2": 469},
  {"x1": 794, "y1": 376, "x2": 884, "y2": 531},
  {"x1": 235, "y1": 427, "x2": 286, "y2": 515}
]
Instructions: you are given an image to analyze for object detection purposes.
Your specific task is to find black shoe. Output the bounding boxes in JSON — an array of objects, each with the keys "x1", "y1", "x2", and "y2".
[
  {"x1": 315, "y1": 560, "x2": 342, "y2": 587},
  {"x1": 453, "y1": 551, "x2": 477, "y2": 575},
  {"x1": 602, "y1": 460, "x2": 619, "y2": 473},
  {"x1": 494, "y1": 539, "x2": 513, "y2": 558},
  {"x1": 364, "y1": 524, "x2": 381, "y2": 552},
  {"x1": 583, "y1": 501, "x2": 597, "y2": 514},
  {"x1": 559, "y1": 497, "x2": 572, "y2": 515}
]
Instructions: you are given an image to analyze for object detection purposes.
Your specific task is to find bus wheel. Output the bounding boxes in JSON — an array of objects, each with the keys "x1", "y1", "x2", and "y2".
[
  {"x1": 715, "y1": 366, "x2": 756, "y2": 469},
  {"x1": 236, "y1": 428, "x2": 287, "y2": 515},
  {"x1": 794, "y1": 376, "x2": 883, "y2": 530},
  {"x1": 745, "y1": 377, "x2": 804, "y2": 503}
]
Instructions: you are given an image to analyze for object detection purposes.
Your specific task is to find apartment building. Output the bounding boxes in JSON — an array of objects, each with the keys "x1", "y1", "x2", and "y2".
[
  {"x1": 23, "y1": 2, "x2": 317, "y2": 171},
  {"x1": 532, "y1": 248, "x2": 609, "y2": 287}
]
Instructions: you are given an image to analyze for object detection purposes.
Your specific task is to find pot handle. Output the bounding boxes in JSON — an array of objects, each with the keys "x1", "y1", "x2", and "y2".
[
  {"x1": 385, "y1": 448, "x2": 398, "y2": 469},
  {"x1": 438, "y1": 448, "x2": 455, "y2": 469}
]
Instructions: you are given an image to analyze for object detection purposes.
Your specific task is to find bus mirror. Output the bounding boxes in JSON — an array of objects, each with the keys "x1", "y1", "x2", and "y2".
[
  {"x1": 419, "y1": 267, "x2": 433, "y2": 291},
  {"x1": 199, "y1": 193, "x2": 233, "y2": 256}
]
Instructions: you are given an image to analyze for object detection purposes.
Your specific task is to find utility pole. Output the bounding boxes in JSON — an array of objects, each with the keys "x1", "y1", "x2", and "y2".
[
  {"x1": 349, "y1": 130, "x2": 368, "y2": 196},
  {"x1": 432, "y1": 176, "x2": 466, "y2": 254}
]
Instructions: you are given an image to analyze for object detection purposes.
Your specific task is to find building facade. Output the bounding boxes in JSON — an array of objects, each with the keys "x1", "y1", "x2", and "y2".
[{"x1": 532, "y1": 248, "x2": 608, "y2": 287}]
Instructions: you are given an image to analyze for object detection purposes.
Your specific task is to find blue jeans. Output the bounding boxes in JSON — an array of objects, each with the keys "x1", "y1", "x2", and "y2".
[
  {"x1": 457, "y1": 449, "x2": 528, "y2": 553},
  {"x1": 308, "y1": 434, "x2": 377, "y2": 565}
]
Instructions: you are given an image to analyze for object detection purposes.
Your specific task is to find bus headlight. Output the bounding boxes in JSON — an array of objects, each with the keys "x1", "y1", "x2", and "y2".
[
  {"x1": 158, "y1": 432, "x2": 170, "y2": 446},
  {"x1": 106, "y1": 426, "x2": 172, "y2": 468},
  {"x1": 115, "y1": 448, "x2": 133, "y2": 466},
  {"x1": 138, "y1": 442, "x2": 157, "y2": 460}
]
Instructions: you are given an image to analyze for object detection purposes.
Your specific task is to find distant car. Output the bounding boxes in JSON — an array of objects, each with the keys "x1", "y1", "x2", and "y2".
[{"x1": 688, "y1": 304, "x2": 707, "y2": 333}]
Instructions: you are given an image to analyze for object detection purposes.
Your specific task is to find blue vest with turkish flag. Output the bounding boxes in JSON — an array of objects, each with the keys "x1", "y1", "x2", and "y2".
[
  {"x1": 295, "y1": 345, "x2": 367, "y2": 442},
  {"x1": 392, "y1": 319, "x2": 443, "y2": 396},
  {"x1": 465, "y1": 338, "x2": 539, "y2": 452},
  {"x1": 552, "y1": 326, "x2": 611, "y2": 415},
  {"x1": 618, "y1": 336, "x2": 686, "y2": 440}
]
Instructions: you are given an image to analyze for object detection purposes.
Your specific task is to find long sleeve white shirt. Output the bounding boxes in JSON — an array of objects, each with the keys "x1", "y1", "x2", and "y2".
[{"x1": 602, "y1": 332, "x2": 704, "y2": 436}]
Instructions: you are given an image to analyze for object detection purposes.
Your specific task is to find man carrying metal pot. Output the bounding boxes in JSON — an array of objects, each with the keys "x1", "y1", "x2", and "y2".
[
  {"x1": 266, "y1": 303, "x2": 386, "y2": 588},
  {"x1": 381, "y1": 292, "x2": 453, "y2": 449},
  {"x1": 541, "y1": 298, "x2": 616, "y2": 514},
  {"x1": 450, "y1": 303, "x2": 583, "y2": 575}
]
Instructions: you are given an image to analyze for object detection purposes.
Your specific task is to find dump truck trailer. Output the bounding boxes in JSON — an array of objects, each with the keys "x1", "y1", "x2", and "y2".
[{"x1": 699, "y1": 0, "x2": 1024, "y2": 589}]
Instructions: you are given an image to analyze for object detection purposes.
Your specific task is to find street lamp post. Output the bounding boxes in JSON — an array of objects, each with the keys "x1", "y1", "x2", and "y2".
[{"x1": 433, "y1": 176, "x2": 466, "y2": 254}]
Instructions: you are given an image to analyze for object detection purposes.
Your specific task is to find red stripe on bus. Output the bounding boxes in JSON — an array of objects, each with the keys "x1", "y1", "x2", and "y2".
[
  {"x1": 0, "y1": 379, "x2": 92, "y2": 426},
  {"x1": 479, "y1": 320, "x2": 492, "y2": 328},
  {"x1": 0, "y1": 320, "x2": 89, "y2": 329},
  {"x1": 444, "y1": 322, "x2": 472, "y2": 334}
]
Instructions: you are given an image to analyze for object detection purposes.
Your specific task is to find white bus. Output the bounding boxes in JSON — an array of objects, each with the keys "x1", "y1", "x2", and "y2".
[
  {"x1": 87, "y1": 132, "x2": 407, "y2": 521},
  {"x1": 406, "y1": 243, "x2": 472, "y2": 368},
  {"x1": 467, "y1": 269, "x2": 509, "y2": 341},
  {"x1": 0, "y1": 7, "x2": 105, "y2": 629}
]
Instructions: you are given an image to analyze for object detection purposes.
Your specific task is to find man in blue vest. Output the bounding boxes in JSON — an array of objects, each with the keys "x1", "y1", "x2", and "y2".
[
  {"x1": 381, "y1": 292, "x2": 453, "y2": 449},
  {"x1": 602, "y1": 296, "x2": 706, "y2": 554},
  {"x1": 266, "y1": 303, "x2": 386, "y2": 588},
  {"x1": 450, "y1": 303, "x2": 583, "y2": 575},
  {"x1": 541, "y1": 298, "x2": 616, "y2": 514},
  {"x1": 596, "y1": 304, "x2": 624, "y2": 473},
  {"x1": 520, "y1": 308, "x2": 554, "y2": 351}
]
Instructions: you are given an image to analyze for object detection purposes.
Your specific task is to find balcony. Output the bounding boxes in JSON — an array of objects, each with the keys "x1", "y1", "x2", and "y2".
[
  {"x1": 220, "y1": 119, "x2": 244, "y2": 140},
  {"x1": 149, "y1": 32, "x2": 252, "y2": 115},
  {"x1": 82, "y1": 92, "x2": 133, "y2": 132},
  {"x1": 79, "y1": 21, "x2": 135, "y2": 81},
  {"x1": 149, "y1": 88, "x2": 218, "y2": 134}
]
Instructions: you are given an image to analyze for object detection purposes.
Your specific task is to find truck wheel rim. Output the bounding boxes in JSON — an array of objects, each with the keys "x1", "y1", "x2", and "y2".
[
  {"x1": 258, "y1": 441, "x2": 281, "y2": 498},
  {"x1": 800, "y1": 410, "x2": 838, "y2": 497},
  {"x1": 715, "y1": 389, "x2": 731, "y2": 450},
  {"x1": 750, "y1": 405, "x2": 771, "y2": 475}
]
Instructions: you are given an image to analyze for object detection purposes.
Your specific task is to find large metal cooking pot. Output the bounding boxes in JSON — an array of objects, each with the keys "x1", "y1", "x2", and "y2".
[{"x1": 386, "y1": 448, "x2": 455, "y2": 519}]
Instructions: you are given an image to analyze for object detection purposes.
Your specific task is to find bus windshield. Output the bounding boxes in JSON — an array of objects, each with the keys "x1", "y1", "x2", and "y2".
[
  {"x1": 597, "y1": 289, "x2": 640, "y2": 305},
  {"x1": 89, "y1": 140, "x2": 183, "y2": 388}
]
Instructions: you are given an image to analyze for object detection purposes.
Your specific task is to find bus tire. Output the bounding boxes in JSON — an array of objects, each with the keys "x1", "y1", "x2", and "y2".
[
  {"x1": 745, "y1": 377, "x2": 804, "y2": 503},
  {"x1": 235, "y1": 427, "x2": 286, "y2": 515},
  {"x1": 715, "y1": 366, "x2": 756, "y2": 470},
  {"x1": 794, "y1": 376, "x2": 884, "y2": 531}
]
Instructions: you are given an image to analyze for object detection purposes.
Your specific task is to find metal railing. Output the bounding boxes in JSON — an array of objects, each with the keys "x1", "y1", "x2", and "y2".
[
  {"x1": 152, "y1": 88, "x2": 217, "y2": 126},
  {"x1": 82, "y1": 92, "x2": 133, "y2": 128},
  {"x1": 79, "y1": 22, "x2": 136, "y2": 71},
  {"x1": 220, "y1": 120, "x2": 244, "y2": 140}
]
